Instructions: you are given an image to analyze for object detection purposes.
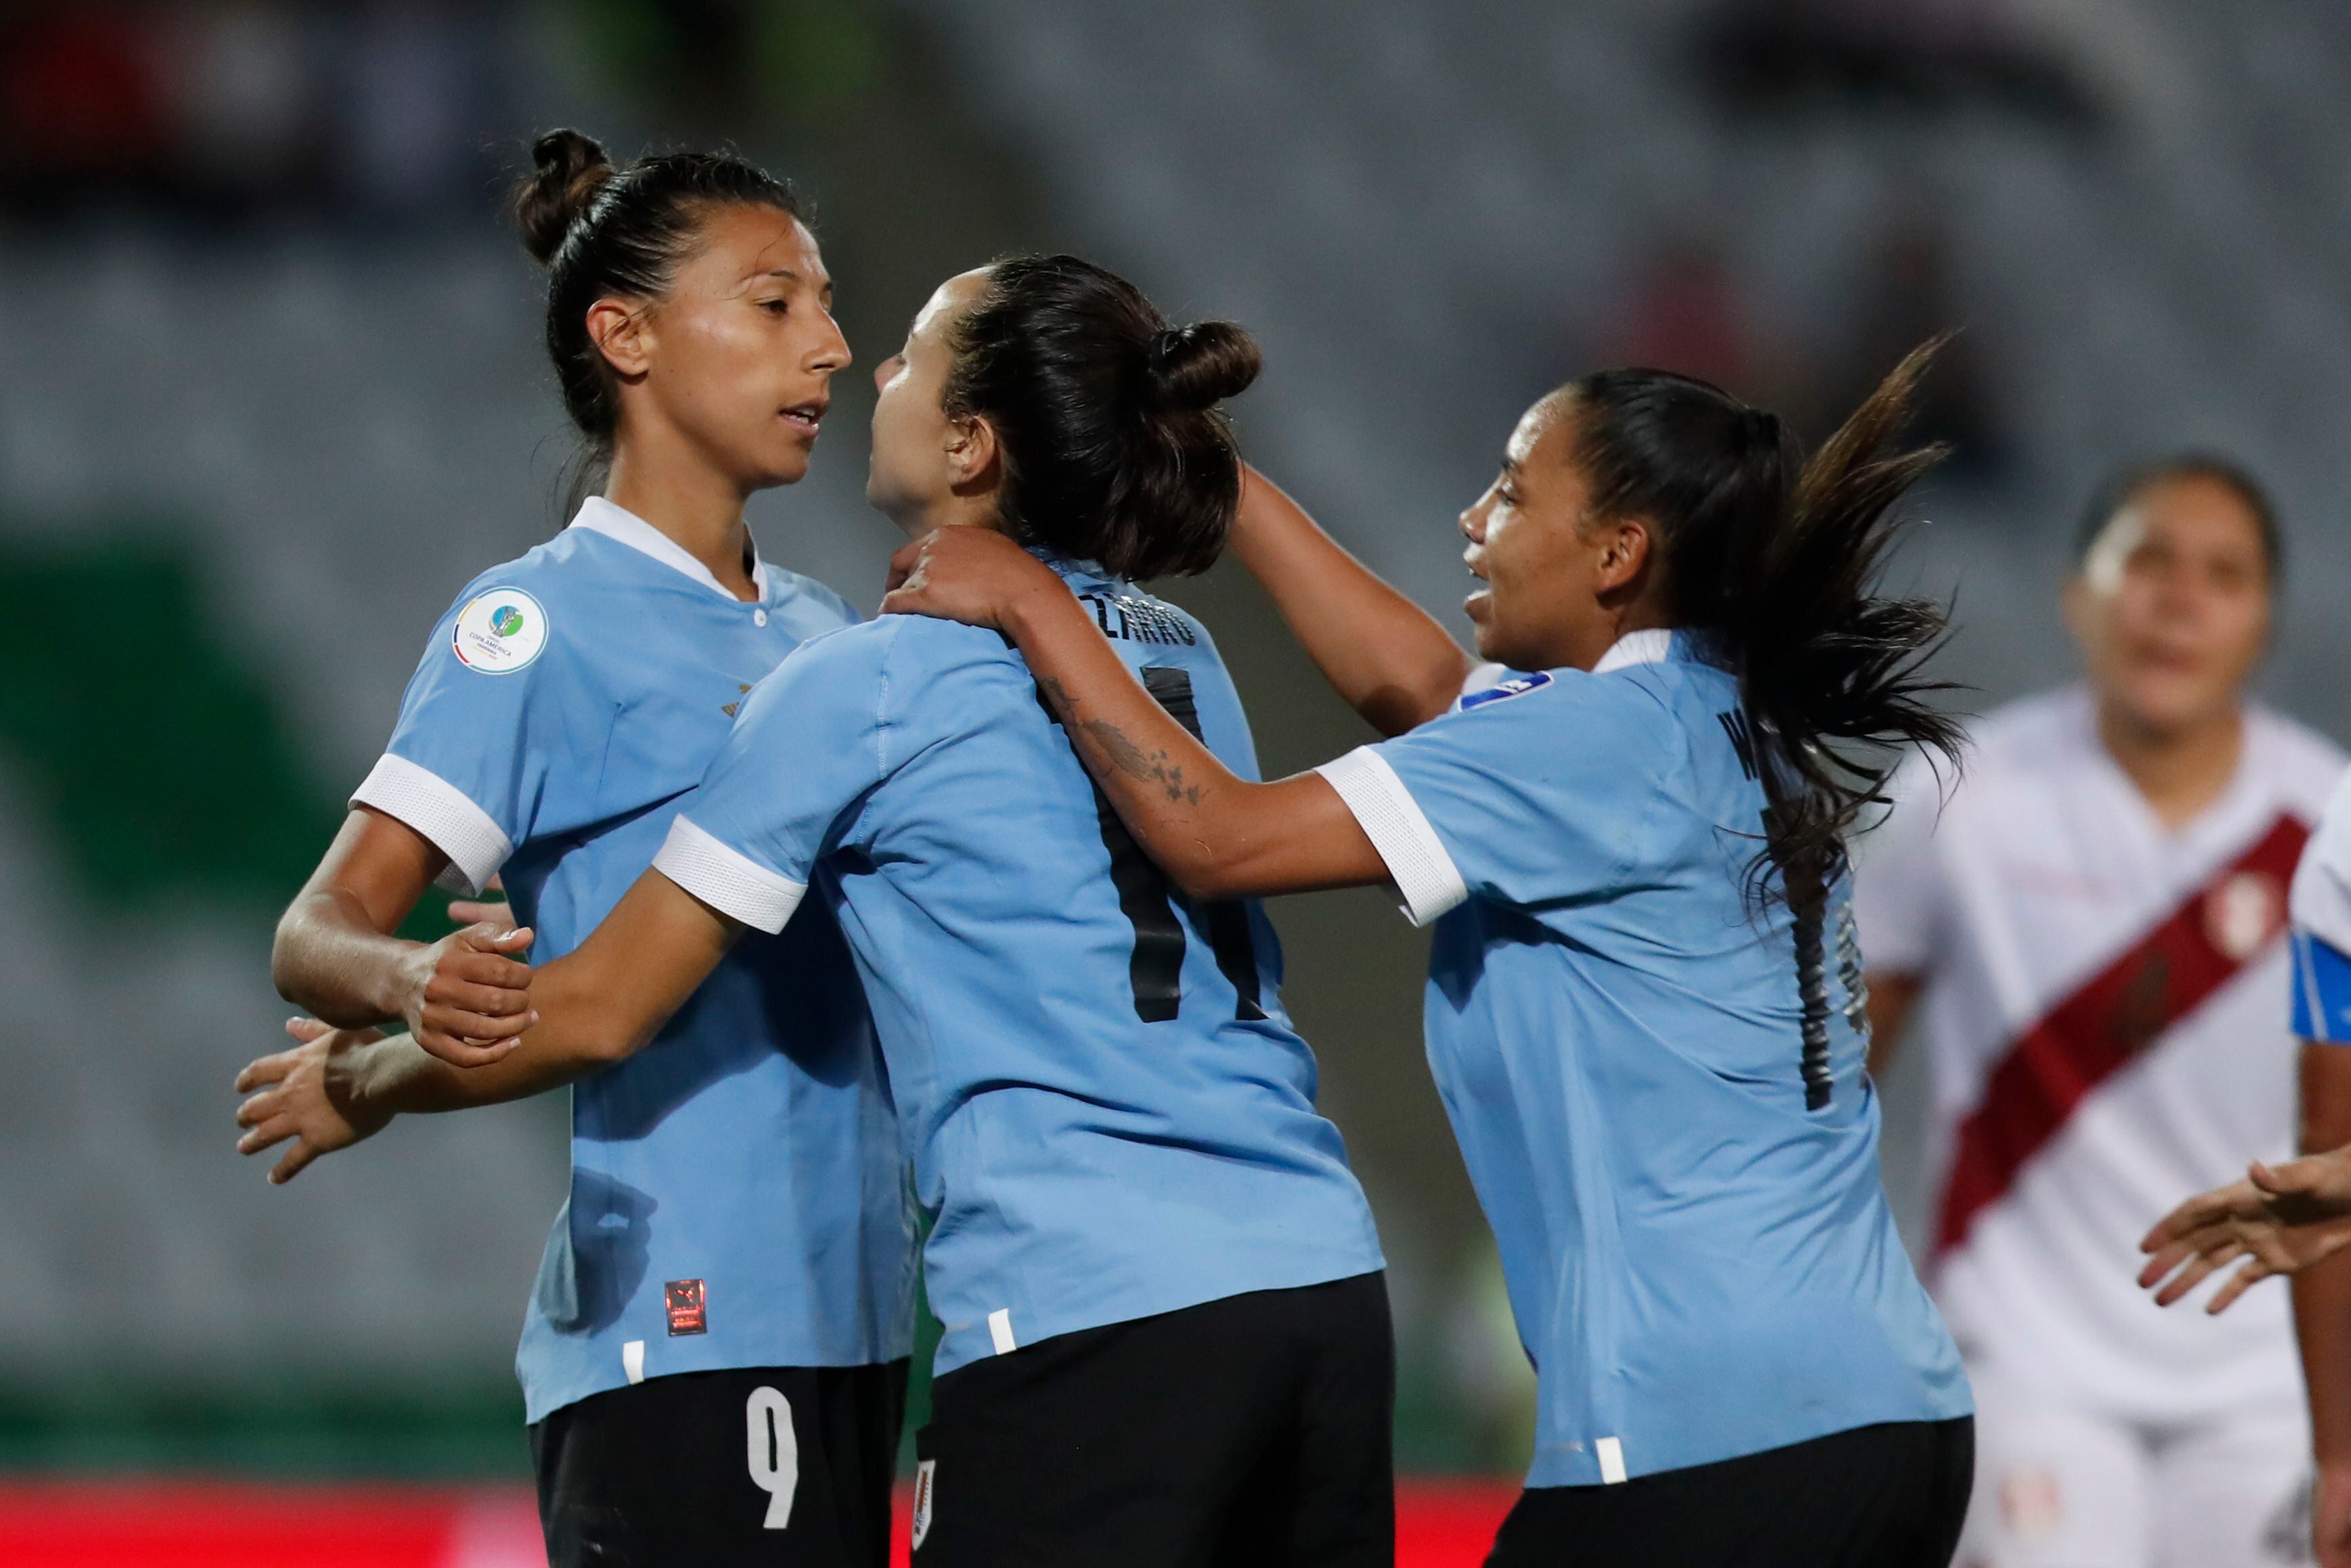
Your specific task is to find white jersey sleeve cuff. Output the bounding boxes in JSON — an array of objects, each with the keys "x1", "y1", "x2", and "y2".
[
  {"x1": 1316, "y1": 747, "x2": 1469, "y2": 928},
  {"x1": 653, "y1": 817, "x2": 807, "y2": 934},
  {"x1": 351, "y1": 754, "x2": 513, "y2": 897}
]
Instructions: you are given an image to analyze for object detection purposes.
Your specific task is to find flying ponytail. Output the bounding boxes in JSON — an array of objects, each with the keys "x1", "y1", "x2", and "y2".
[{"x1": 1566, "y1": 339, "x2": 1965, "y2": 912}]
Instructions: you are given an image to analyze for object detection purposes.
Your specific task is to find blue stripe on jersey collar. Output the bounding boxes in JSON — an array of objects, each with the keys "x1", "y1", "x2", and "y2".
[{"x1": 570, "y1": 495, "x2": 773, "y2": 604}]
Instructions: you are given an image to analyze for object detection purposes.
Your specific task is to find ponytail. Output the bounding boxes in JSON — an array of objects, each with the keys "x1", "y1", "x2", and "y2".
[
  {"x1": 942, "y1": 254, "x2": 1261, "y2": 581},
  {"x1": 1567, "y1": 339, "x2": 1965, "y2": 912}
]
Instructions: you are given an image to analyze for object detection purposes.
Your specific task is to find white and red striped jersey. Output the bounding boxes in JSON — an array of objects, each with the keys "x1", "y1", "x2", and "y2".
[{"x1": 1856, "y1": 686, "x2": 2343, "y2": 1420}]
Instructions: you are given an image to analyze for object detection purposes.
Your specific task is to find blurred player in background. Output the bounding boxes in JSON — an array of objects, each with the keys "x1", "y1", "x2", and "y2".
[
  {"x1": 1858, "y1": 457, "x2": 2344, "y2": 1567},
  {"x1": 241, "y1": 133, "x2": 912, "y2": 1566}
]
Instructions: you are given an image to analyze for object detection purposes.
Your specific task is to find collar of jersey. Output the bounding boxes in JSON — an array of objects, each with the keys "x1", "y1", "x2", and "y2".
[
  {"x1": 1025, "y1": 543, "x2": 1118, "y2": 587},
  {"x1": 1593, "y1": 627, "x2": 1676, "y2": 673},
  {"x1": 568, "y1": 495, "x2": 773, "y2": 604}
]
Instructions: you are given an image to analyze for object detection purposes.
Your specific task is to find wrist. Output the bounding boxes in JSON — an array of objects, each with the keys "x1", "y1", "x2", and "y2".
[
  {"x1": 344, "y1": 1032, "x2": 423, "y2": 1117},
  {"x1": 998, "y1": 569, "x2": 1069, "y2": 644}
]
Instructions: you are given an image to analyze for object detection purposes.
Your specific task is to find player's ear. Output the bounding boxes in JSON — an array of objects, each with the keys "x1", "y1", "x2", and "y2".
[
  {"x1": 587, "y1": 296, "x2": 654, "y2": 380},
  {"x1": 1594, "y1": 517, "x2": 1651, "y2": 593},
  {"x1": 945, "y1": 413, "x2": 1002, "y2": 497}
]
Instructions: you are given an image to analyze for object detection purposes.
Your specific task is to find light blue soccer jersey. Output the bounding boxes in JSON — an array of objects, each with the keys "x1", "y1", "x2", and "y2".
[
  {"x1": 2291, "y1": 765, "x2": 2351, "y2": 1041},
  {"x1": 653, "y1": 554, "x2": 1384, "y2": 1376},
  {"x1": 352, "y1": 497, "x2": 913, "y2": 1423},
  {"x1": 1317, "y1": 629, "x2": 1969, "y2": 1487}
]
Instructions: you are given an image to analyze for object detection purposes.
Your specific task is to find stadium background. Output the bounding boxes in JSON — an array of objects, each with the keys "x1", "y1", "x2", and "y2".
[{"x1": 4, "y1": 1, "x2": 2350, "y2": 1562}]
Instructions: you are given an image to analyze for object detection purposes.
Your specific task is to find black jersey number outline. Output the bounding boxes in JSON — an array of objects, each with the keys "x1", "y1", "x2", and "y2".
[{"x1": 1046, "y1": 666, "x2": 1266, "y2": 1023}]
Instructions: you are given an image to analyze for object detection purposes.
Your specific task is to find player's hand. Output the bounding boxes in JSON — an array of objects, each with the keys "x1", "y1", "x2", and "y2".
[
  {"x1": 447, "y1": 873, "x2": 514, "y2": 933},
  {"x1": 390, "y1": 922, "x2": 537, "y2": 1067},
  {"x1": 881, "y1": 527, "x2": 1067, "y2": 634},
  {"x1": 2137, "y1": 1148, "x2": 2351, "y2": 1312},
  {"x1": 235, "y1": 1018, "x2": 395, "y2": 1184}
]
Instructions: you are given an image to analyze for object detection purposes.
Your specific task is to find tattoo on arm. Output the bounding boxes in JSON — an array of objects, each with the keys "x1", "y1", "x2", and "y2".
[
  {"x1": 1078, "y1": 719, "x2": 1201, "y2": 804},
  {"x1": 1037, "y1": 677, "x2": 1205, "y2": 807}
]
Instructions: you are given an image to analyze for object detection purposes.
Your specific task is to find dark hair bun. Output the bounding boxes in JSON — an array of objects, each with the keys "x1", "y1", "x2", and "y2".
[
  {"x1": 516, "y1": 129, "x2": 614, "y2": 265},
  {"x1": 1147, "y1": 321, "x2": 1262, "y2": 411}
]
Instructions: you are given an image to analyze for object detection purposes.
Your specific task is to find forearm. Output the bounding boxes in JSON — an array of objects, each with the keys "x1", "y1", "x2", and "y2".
[
  {"x1": 355, "y1": 1026, "x2": 602, "y2": 1115},
  {"x1": 272, "y1": 889, "x2": 422, "y2": 1027},
  {"x1": 2301, "y1": 1044, "x2": 2351, "y2": 1464},
  {"x1": 1232, "y1": 468, "x2": 1471, "y2": 736},
  {"x1": 1003, "y1": 585, "x2": 1384, "y2": 901}
]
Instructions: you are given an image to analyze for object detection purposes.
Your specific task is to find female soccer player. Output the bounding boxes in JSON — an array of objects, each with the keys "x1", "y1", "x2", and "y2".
[
  {"x1": 1860, "y1": 458, "x2": 2339, "y2": 1568},
  {"x1": 244, "y1": 256, "x2": 1392, "y2": 1567},
  {"x1": 241, "y1": 132, "x2": 913, "y2": 1566},
  {"x1": 882, "y1": 349, "x2": 1977, "y2": 1565}
]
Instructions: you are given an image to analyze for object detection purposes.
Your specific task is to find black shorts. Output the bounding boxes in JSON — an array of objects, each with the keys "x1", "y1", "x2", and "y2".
[
  {"x1": 530, "y1": 1360, "x2": 910, "y2": 1568},
  {"x1": 1485, "y1": 1415, "x2": 1973, "y2": 1568},
  {"x1": 912, "y1": 1271, "x2": 1394, "y2": 1568}
]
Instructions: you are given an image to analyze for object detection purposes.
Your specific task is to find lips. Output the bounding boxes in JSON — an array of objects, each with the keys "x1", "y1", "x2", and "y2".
[{"x1": 780, "y1": 399, "x2": 828, "y2": 435}]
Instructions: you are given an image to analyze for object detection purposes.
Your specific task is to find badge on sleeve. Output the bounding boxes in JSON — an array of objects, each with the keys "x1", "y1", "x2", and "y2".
[
  {"x1": 1459, "y1": 670, "x2": 1552, "y2": 711},
  {"x1": 452, "y1": 588, "x2": 550, "y2": 673}
]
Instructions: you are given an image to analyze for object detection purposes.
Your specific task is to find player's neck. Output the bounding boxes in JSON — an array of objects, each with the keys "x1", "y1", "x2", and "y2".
[
  {"x1": 2097, "y1": 700, "x2": 2244, "y2": 832},
  {"x1": 602, "y1": 453, "x2": 759, "y2": 603}
]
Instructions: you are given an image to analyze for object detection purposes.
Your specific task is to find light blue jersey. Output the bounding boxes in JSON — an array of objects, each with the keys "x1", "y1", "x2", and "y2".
[
  {"x1": 654, "y1": 556, "x2": 1384, "y2": 1376},
  {"x1": 1317, "y1": 629, "x2": 1968, "y2": 1487},
  {"x1": 353, "y1": 497, "x2": 914, "y2": 1423}
]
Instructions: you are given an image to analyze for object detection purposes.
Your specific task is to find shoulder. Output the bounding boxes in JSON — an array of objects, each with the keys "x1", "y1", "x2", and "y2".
[
  {"x1": 767, "y1": 566, "x2": 864, "y2": 631},
  {"x1": 759, "y1": 614, "x2": 1027, "y2": 715},
  {"x1": 2247, "y1": 705, "x2": 2348, "y2": 811},
  {"x1": 1416, "y1": 661, "x2": 1680, "y2": 773},
  {"x1": 405, "y1": 537, "x2": 606, "y2": 684},
  {"x1": 1968, "y1": 686, "x2": 2088, "y2": 764}
]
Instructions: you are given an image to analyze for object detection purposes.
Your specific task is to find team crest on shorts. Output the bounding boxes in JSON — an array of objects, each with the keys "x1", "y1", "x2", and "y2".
[
  {"x1": 664, "y1": 1278, "x2": 707, "y2": 1336},
  {"x1": 452, "y1": 588, "x2": 549, "y2": 673},
  {"x1": 910, "y1": 1458, "x2": 936, "y2": 1550}
]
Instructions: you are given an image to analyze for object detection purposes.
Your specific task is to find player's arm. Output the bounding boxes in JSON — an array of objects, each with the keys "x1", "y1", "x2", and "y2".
[
  {"x1": 1862, "y1": 973, "x2": 1923, "y2": 1077},
  {"x1": 885, "y1": 527, "x2": 1389, "y2": 901},
  {"x1": 2294, "y1": 1046, "x2": 2351, "y2": 1568},
  {"x1": 240, "y1": 871, "x2": 740, "y2": 1182},
  {"x1": 1228, "y1": 467, "x2": 1473, "y2": 736},
  {"x1": 271, "y1": 808, "x2": 537, "y2": 1066}
]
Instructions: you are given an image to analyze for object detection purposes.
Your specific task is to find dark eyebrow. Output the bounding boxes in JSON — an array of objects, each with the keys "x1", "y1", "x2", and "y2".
[{"x1": 1499, "y1": 455, "x2": 1519, "y2": 474}]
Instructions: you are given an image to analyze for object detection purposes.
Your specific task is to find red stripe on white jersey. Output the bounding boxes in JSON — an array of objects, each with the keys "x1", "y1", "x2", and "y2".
[{"x1": 1933, "y1": 812, "x2": 2307, "y2": 1257}]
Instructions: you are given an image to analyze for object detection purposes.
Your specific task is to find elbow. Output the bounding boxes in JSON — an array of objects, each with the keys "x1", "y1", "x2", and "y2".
[
  {"x1": 1165, "y1": 844, "x2": 1259, "y2": 904},
  {"x1": 269, "y1": 905, "x2": 313, "y2": 1010}
]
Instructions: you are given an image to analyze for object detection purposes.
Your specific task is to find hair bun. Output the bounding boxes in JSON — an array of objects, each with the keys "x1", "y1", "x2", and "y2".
[
  {"x1": 516, "y1": 129, "x2": 614, "y2": 265},
  {"x1": 1146, "y1": 321, "x2": 1263, "y2": 411}
]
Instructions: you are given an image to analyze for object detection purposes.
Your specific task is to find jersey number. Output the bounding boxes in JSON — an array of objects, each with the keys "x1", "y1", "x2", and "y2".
[
  {"x1": 746, "y1": 1386, "x2": 797, "y2": 1530},
  {"x1": 1054, "y1": 667, "x2": 1265, "y2": 1024}
]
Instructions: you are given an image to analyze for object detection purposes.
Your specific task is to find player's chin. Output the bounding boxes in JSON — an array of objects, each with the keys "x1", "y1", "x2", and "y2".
[{"x1": 753, "y1": 446, "x2": 815, "y2": 488}]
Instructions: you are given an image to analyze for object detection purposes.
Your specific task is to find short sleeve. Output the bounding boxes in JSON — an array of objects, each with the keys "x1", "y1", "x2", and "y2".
[
  {"x1": 2290, "y1": 772, "x2": 2351, "y2": 1042},
  {"x1": 1316, "y1": 674, "x2": 1660, "y2": 927},
  {"x1": 351, "y1": 579, "x2": 586, "y2": 895},
  {"x1": 1848, "y1": 755, "x2": 1948, "y2": 979},
  {"x1": 655, "y1": 623, "x2": 892, "y2": 934}
]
